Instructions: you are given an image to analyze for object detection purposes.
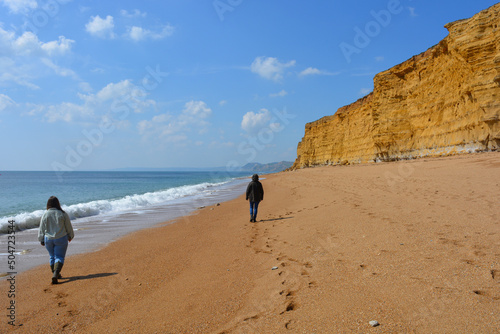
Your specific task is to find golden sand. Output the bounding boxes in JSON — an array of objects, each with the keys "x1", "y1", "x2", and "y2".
[{"x1": 1, "y1": 152, "x2": 499, "y2": 333}]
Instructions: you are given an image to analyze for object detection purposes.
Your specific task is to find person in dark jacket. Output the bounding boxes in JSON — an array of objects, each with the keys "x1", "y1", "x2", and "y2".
[{"x1": 246, "y1": 174, "x2": 264, "y2": 222}]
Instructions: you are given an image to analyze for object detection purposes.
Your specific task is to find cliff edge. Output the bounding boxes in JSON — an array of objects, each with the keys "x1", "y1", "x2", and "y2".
[{"x1": 292, "y1": 4, "x2": 500, "y2": 169}]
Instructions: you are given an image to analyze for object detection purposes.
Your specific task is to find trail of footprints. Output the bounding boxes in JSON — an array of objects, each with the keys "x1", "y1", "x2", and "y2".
[
  {"x1": 43, "y1": 288, "x2": 78, "y2": 330},
  {"x1": 243, "y1": 209, "x2": 318, "y2": 331}
]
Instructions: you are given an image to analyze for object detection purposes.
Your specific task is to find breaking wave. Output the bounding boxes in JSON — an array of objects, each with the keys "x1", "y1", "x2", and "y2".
[{"x1": 0, "y1": 181, "x2": 225, "y2": 234}]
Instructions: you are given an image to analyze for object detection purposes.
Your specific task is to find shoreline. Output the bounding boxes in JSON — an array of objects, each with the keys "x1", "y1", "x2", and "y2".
[
  {"x1": 0, "y1": 176, "x2": 249, "y2": 276},
  {"x1": 1, "y1": 152, "x2": 499, "y2": 333}
]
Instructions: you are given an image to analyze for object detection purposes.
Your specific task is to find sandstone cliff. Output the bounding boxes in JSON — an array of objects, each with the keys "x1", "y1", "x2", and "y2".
[{"x1": 293, "y1": 4, "x2": 500, "y2": 169}]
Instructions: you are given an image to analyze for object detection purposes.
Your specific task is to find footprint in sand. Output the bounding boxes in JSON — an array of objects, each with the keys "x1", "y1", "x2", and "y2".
[
  {"x1": 491, "y1": 270, "x2": 499, "y2": 280},
  {"x1": 55, "y1": 292, "x2": 68, "y2": 299}
]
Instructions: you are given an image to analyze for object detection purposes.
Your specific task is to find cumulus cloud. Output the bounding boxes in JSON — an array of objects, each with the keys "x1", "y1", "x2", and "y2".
[
  {"x1": 86, "y1": 15, "x2": 115, "y2": 39},
  {"x1": 138, "y1": 100, "x2": 212, "y2": 142},
  {"x1": 0, "y1": 27, "x2": 74, "y2": 57},
  {"x1": 269, "y1": 89, "x2": 287, "y2": 98},
  {"x1": 182, "y1": 100, "x2": 211, "y2": 118},
  {"x1": 1, "y1": 0, "x2": 37, "y2": 13},
  {"x1": 39, "y1": 80, "x2": 156, "y2": 123},
  {"x1": 44, "y1": 102, "x2": 91, "y2": 123},
  {"x1": 80, "y1": 79, "x2": 155, "y2": 113},
  {"x1": 40, "y1": 36, "x2": 74, "y2": 56},
  {"x1": 251, "y1": 56, "x2": 295, "y2": 82},
  {"x1": 0, "y1": 27, "x2": 75, "y2": 89},
  {"x1": 241, "y1": 109, "x2": 273, "y2": 133},
  {"x1": 120, "y1": 9, "x2": 147, "y2": 18},
  {"x1": 126, "y1": 24, "x2": 174, "y2": 41},
  {"x1": 178, "y1": 100, "x2": 212, "y2": 131},
  {"x1": 299, "y1": 67, "x2": 339, "y2": 77}
]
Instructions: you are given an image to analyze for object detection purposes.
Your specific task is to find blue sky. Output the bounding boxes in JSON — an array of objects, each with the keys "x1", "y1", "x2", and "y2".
[{"x1": 0, "y1": 0, "x2": 497, "y2": 171}]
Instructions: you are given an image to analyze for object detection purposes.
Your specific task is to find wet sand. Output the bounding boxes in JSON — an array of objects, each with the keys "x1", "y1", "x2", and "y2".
[{"x1": 1, "y1": 152, "x2": 499, "y2": 333}]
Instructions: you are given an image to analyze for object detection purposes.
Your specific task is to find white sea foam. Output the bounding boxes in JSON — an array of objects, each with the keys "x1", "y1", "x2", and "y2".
[{"x1": 0, "y1": 181, "x2": 225, "y2": 234}]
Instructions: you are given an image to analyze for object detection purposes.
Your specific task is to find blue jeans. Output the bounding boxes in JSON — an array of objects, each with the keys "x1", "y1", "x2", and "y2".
[
  {"x1": 45, "y1": 235, "x2": 69, "y2": 265},
  {"x1": 249, "y1": 201, "x2": 260, "y2": 219}
]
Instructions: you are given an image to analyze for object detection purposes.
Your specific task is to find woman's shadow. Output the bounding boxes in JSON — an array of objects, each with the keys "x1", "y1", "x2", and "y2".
[{"x1": 57, "y1": 272, "x2": 118, "y2": 284}]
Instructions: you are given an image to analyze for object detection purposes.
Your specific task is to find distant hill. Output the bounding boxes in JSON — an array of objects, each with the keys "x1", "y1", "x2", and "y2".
[
  {"x1": 110, "y1": 161, "x2": 293, "y2": 173},
  {"x1": 241, "y1": 161, "x2": 293, "y2": 173}
]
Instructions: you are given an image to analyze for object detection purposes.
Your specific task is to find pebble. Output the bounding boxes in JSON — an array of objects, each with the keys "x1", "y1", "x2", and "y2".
[
  {"x1": 271, "y1": 266, "x2": 279, "y2": 270},
  {"x1": 369, "y1": 320, "x2": 380, "y2": 327}
]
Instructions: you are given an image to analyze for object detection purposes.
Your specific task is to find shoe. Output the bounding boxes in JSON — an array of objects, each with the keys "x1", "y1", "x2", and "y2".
[
  {"x1": 52, "y1": 262, "x2": 64, "y2": 284},
  {"x1": 50, "y1": 264, "x2": 62, "y2": 279}
]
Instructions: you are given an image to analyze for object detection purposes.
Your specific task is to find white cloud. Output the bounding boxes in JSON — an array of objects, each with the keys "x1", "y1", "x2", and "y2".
[
  {"x1": 409, "y1": 7, "x2": 417, "y2": 17},
  {"x1": 138, "y1": 115, "x2": 176, "y2": 138},
  {"x1": 37, "y1": 80, "x2": 156, "y2": 124},
  {"x1": 178, "y1": 100, "x2": 212, "y2": 130},
  {"x1": 80, "y1": 79, "x2": 155, "y2": 113},
  {"x1": 41, "y1": 58, "x2": 78, "y2": 79},
  {"x1": 251, "y1": 56, "x2": 295, "y2": 82},
  {"x1": 219, "y1": 100, "x2": 227, "y2": 106},
  {"x1": 375, "y1": 56, "x2": 384, "y2": 62},
  {"x1": 0, "y1": 70, "x2": 39, "y2": 90},
  {"x1": 138, "y1": 100, "x2": 212, "y2": 142},
  {"x1": 269, "y1": 89, "x2": 287, "y2": 98},
  {"x1": 299, "y1": 67, "x2": 321, "y2": 76},
  {"x1": 44, "y1": 102, "x2": 90, "y2": 123},
  {"x1": 0, "y1": 27, "x2": 74, "y2": 57},
  {"x1": 241, "y1": 109, "x2": 272, "y2": 133},
  {"x1": 85, "y1": 15, "x2": 115, "y2": 39},
  {"x1": 120, "y1": 9, "x2": 147, "y2": 18},
  {"x1": 182, "y1": 100, "x2": 211, "y2": 118},
  {"x1": 79, "y1": 82, "x2": 93, "y2": 93},
  {"x1": 359, "y1": 88, "x2": 372, "y2": 96},
  {"x1": 40, "y1": 36, "x2": 74, "y2": 56},
  {"x1": 0, "y1": 27, "x2": 75, "y2": 89},
  {"x1": 1, "y1": 0, "x2": 37, "y2": 13},
  {"x1": 299, "y1": 67, "x2": 339, "y2": 77},
  {"x1": 0, "y1": 93, "x2": 15, "y2": 111},
  {"x1": 127, "y1": 24, "x2": 174, "y2": 41}
]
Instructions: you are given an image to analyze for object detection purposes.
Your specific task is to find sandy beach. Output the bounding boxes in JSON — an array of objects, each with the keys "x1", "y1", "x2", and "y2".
[{"x1": 1, "y1": 152, "x2": 499, "y2": 333}]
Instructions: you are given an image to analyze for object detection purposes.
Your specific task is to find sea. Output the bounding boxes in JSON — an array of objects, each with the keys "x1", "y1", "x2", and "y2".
[{"x1": 0, "y1": 170, "x2": 251, "y2": 275}]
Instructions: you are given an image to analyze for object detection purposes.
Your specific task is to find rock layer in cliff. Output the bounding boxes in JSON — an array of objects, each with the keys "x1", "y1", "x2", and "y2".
[{"x1": 293, "y1": 3, "x2": 500, "y2": 169}]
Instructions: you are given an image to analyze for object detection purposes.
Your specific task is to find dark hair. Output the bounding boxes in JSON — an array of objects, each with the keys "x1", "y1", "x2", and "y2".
[
  {"x1": 252, "y1": 174, "x2": 259, "y2": 181},
  {"x1": 46, "y1": 196, "x2": 65, "y2": 213}
]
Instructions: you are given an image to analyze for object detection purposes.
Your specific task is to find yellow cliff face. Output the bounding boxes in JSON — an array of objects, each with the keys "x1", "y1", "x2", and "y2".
[{"x1": 293, "y1": 4, "x2": 500, "y2": 169}]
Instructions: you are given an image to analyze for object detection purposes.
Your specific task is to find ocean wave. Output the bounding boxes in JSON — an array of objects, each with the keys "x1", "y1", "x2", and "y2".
[{"x1": 0, "y1": 181, "x2": 225, "y2": 234}]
